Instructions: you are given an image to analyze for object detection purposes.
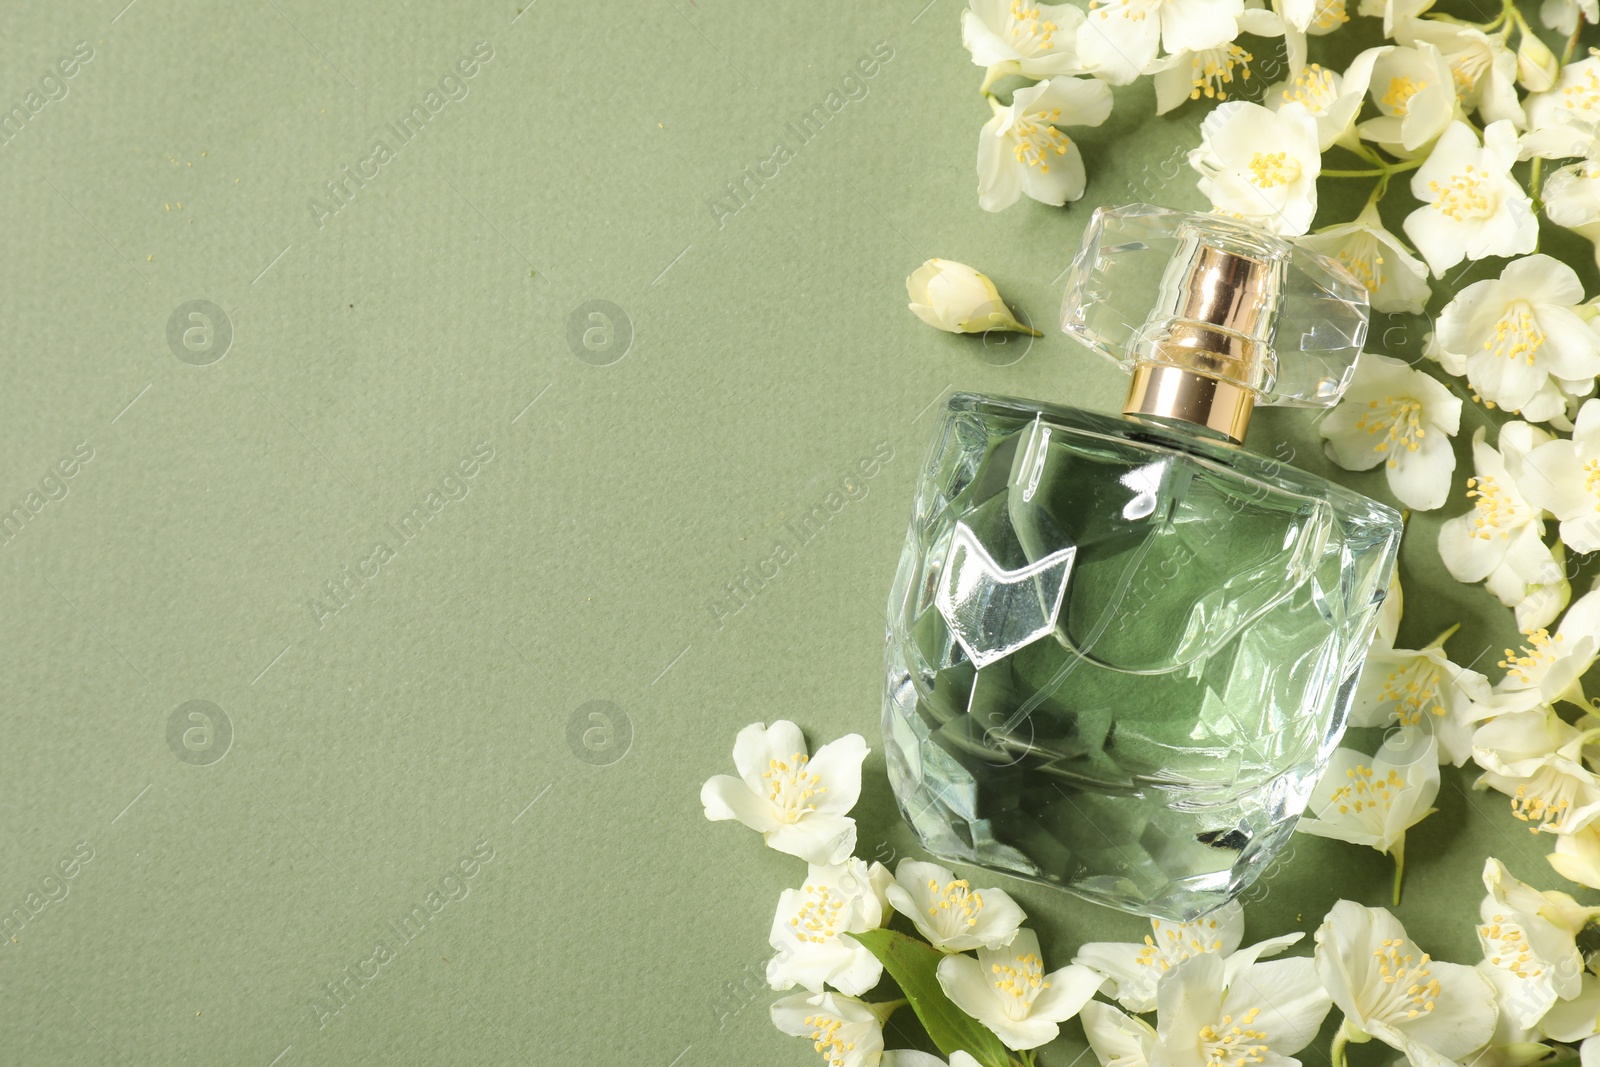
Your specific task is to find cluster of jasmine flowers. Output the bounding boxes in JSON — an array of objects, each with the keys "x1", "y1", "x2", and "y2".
[
  {"x1": 701, "y1": 719, "x2": 1600, "y2": 1067},
  {"x1": 701, "y1": 719, "x2": 1090, "y2": 1067},
  {"x1": 960, "y1": 0, "x2": 1582, "y2": 242}
]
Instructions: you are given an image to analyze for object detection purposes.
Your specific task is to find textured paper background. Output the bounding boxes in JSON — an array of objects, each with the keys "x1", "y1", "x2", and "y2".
[{"x1": 1, "y1": 2, "x2": 1591, "y2": 1064}]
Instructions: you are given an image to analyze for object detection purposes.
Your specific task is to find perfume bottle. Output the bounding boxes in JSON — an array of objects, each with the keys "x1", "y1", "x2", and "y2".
[{"x1": 882, "y1": 205, "x2": 1403, "y2": 920}]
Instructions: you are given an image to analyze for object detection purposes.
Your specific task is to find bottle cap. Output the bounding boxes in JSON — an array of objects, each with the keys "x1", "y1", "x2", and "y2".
[{"x1": 1060, "y1": 204, "x2": 1369, "y2": 442}]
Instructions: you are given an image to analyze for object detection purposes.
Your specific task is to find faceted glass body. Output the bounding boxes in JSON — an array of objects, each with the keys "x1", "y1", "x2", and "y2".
[{"x1": 882, "y1": 393, "x2": 1402, "y2": 919}]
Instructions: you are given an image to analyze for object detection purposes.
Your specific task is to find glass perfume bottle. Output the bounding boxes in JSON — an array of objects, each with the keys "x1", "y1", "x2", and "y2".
[{"x1": 882, "y1": 205, "x2": 1403, "y2": 920}]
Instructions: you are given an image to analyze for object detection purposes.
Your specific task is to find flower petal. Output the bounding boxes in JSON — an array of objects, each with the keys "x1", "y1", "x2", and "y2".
[
  {"x1": 1392, "y1": 960, "x2": 1498, "y2": 1058},
  {"x1": 808, "y1": 733, "x2": 869, "y2": 815},
  {"x1": 1028, "y1": 962, "x2": 1105, "y2": 1023},
  {"x1": 1082, "y1": 1000, "x2": 1156, "y2": 1067},
  {"x1": 1385, "y1": 422, "x2": 1456, "y2": 510},
  {"x1": 1438, "y1": 512, "x2": 1509, "y2": 584},
  {"x1": 767, "y1": 812, "x2": 856, "y2": 866},
  {"x1": 701, "y1": 773, "x2": 779, "y2": 831},
  {"x1": 936, "y1": 952, "x2": 1000, "y2": 1024},
  {"x1": 1223, "y1": 956, "x2": 1332, "y2": 1057},
  {"x1": 977, "y1": 115, "x2": 1023, "y2": 213},
  {"x1": 969, "y1": 885, "x2": 1027, "y2": 949},
  {"x1": 1019, "y1": 140, "x2": 1088, "y2": 206},
  {"x1": 1078, "y1": 4, "x2": 1161, "y2": 84}
]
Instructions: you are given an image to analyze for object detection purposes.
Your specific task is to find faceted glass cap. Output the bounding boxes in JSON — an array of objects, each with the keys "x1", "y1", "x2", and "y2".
[{"x1": 1060, "y1": 204, "x2": 1370, "y2": 408}]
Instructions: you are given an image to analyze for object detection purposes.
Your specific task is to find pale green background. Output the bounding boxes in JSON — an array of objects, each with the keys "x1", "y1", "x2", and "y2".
[{"x1": 0, "y1": 2, "x2": 1590, "y2": 1065}]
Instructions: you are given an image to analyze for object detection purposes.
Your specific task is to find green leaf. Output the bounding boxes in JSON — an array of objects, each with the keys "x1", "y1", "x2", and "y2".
[{"x1": 847, "y1": 928, "x2": 1014, "y2": 1067}]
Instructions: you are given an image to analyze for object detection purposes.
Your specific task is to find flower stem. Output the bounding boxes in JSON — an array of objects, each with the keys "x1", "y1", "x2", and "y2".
[
  {"x1": 1562, "y1": 16, "x2": 1586, "y2": 65},
  {"x1": 1331, "y1": 1022, "x2": 1351, "y2": 1067},
  {"x1": 1352, "y1": 144, "x2": 1387, "y2": 167},
  {"x1": 1323, "y1": 159, "x2": 1424, "y2": 180},
  {"x1": 1364, "y1": 175, "x2": 1389, "y2": 212},
  {"x1": 980, "y1": 61, "x2": 1020, "y2": 96},
  {"x1": 1526, "y1": 18, "x2": 1592, "y2": 215},
  {"x1": 1393, "y1": 845, "x2": 1407, "y2": 907}
]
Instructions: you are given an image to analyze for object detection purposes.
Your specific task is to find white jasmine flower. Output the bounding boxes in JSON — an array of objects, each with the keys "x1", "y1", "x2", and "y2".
[
  {"x1": 1435, "y1": 254, "x2": 1600, "y2": 419},
  {"x1": 1518, "y1": 577, "x2": 1578, "y2": 641},
  {"x1": 1074, "y1": 899, "x2": 1303, "y2": 1013},
  {"x1": 1298, "y1": 733, "x2": 1441, "y2": 875},
  {"x1": 1541, "y1": 0, "x2": 1599, "y2": 36},
  {"x1": 771, "y1": 991, "x2": 893, "y2": 1067},
  {"x1": 1472, "y1": 961, "x2": 1556, "y2": 1067},
  {"x1": 1519, "y1": 404, "x2": 1600, "y2": 553},
  {"x1": 1148, "y1": 41, "x2": 1259, "y2": 116},
  {"x1": 906, "y1": 259, "x2": 1040, "y2": 336},
  {"x1": 1319, "y1": 351, "x2": 1462, "y2": 510},
  {"x1": 1122, "y1": 952, "x2": 1332, "y2": 1067},
  {"x1": 1404, "y1": 120, "x2": 1538, "y2": 277},
  {"x1": 1492, "y1": 589, "x2": 1600, "y2": 709},
  {"x1": 1549, "y1": 824, "x2": 1600, "y2": 889},
  {"x1": 1514, "y1": 380, "x2": 1574, "y2": 427},
  {"x1": 977, "y1": 75, "x2": 1113, "y2": 212},
  {"x1": 1524, "y1": 57, "x2": 1600, "y2": 160},
  {"x1": 1355, "y1": 42, "x2": 1460, "y2": 155},
  {"x1": 937, "y1": 928, "x2": 1103, "y2": 1050},
  {"x1": 1438, "y1": 424, "x2": 1568, "y2": 633},
  {"x1": 1538, "y1": 970, "x2": 1600, "y2": 1045},
  {"x1": 1394, "y1": 18, "x2": 1523, "y2": 127},
  {"x1": 1082, "y1": 999, "x2": 1159, "y2": 1067},
  {"x1": 1543, "y1": 155, "x2": 1600, "y2": 269},
  {"x1": 768, "y1": 859, "x2": 893, "y2": 995},
  {"x1": 1314, "y1": 900, "x2": 1499, "y2": 1066},
  {"x1": 1547, "y1": 156, "x2": 1600, "y2": 228},
  {"x1": 701, "y1": 720, "x2": 868, "y2": 866},
  {"x1": 962, "y1": 0, "x2": 1087, "y2": 82},
  {"x1": 1269, "y1": 60, "x2": 1373, "y2": 151},
  {"x1": 1351, "y1": 638, "x2": 1492, "y2": 765},
  {"x1": 1076, "y1": 0, "x2": 1244, "y2": 86},
  {"x1": 1478, "y1": 857, "x2": 1600, "y2": 1027},
  {"x1": 884, "y1": 859, "x2": 1026, "y2": 952},
  {"x1": 1519, "y1": 32, "x2": 1562, "y2": 94},
  {"x1": 1300, "y1": 203, "x2": 1430, "y2": 313},
  {"x1": 1473, "y1": 706, "x2": 1600, "y2": 832},
  {"x1": 1188, "y1": 100, "x2": 1322, "y2": 235}
]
